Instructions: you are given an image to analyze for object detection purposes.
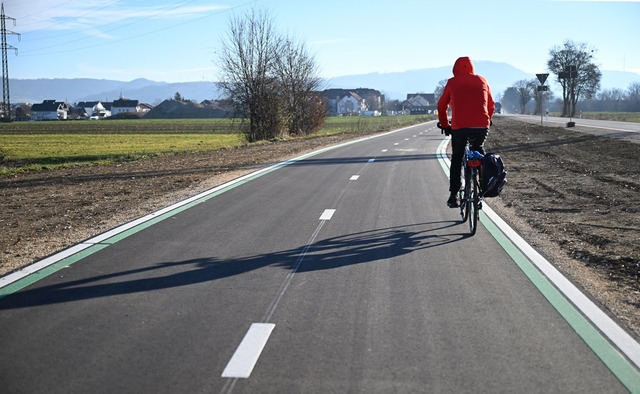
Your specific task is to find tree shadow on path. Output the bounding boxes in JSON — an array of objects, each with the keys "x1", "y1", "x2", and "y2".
[{"x1": 0, "y1": 221, "x2": 469, "y2": 309}]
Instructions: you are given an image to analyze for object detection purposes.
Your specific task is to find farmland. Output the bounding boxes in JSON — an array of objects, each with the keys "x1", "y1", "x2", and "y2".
[{"x1": 0, "y1": 115, "x2": 434, "y2": 174}]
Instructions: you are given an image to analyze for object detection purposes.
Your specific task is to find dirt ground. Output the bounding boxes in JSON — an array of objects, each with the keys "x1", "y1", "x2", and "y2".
[{"x1": 1, "y1": 117, "x2": 639, "y2": 339}]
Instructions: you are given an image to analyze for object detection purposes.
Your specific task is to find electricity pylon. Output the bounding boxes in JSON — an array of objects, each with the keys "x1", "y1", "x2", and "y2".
[{"x1": 1, "y1": 3, "x2": 19, "y2": 121}]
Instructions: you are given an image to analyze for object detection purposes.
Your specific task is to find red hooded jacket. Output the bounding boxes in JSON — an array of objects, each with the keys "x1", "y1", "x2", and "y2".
[{"x1": 437, "y1": 57, "x2": 495, "y2": 130}]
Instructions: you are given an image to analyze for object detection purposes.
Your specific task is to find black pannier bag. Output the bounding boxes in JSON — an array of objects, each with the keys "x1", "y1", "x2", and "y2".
[{"x1": 481, "y1": 153, "x2": 507, "y2": 197}]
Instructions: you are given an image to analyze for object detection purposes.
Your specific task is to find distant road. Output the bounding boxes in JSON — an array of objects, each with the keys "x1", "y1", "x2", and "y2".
[{"x1": 503, "y1": 114, "x2": 640, "y2": 142}]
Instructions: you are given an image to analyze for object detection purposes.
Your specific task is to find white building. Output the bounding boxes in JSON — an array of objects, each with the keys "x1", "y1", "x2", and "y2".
[
  {"x1": 30, "y1": 100, "x2": 69, "y2": 121},
  {"x1": 77, "y1": 101, "x2": 111, "y2": 119},
  {"x1": 111, "y1": 98, "x2": 140, "y2": 114},
  {"x1": 336, "y1": 92, "x2": 367, "y2": 115}
]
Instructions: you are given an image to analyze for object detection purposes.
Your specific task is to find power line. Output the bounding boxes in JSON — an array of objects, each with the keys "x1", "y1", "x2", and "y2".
[
  {"x1": 9, "y1": 0, "x2": 75, "y2": 22},
  {"x1": 15, "y1": 0, "x2": 120, "y2": 36},
  {"x1": 18, "y1": 0, "x2": 200, "y2": 50},
  {"x1": 17, "y1": 1, "x2": 257, "y2": 58}
]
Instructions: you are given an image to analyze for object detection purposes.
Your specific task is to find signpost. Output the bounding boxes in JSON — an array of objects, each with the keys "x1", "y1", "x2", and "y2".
[
  {"x1": 558, "y1": 66, "x2": 577, "y2": 127},
  {"x1": 536, "y1": 73, "x2": 549, "y2": 126}
]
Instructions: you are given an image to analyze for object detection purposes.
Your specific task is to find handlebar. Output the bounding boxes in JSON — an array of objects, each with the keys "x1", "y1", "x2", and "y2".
[
  {"x1": 437, "y1": 121, "x2": 452, "y2": 136},
  {"x1": 437, "y1": 119, "x2": 492, "y2": 135}
]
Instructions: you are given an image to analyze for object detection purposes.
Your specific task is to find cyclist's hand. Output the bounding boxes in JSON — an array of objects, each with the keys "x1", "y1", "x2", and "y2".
[{"x1": 437, "y1": 122, "x2": 452, "y2": 135}]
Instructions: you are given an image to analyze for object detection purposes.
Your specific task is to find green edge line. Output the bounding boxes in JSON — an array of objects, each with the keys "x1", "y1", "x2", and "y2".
[
  {"x1": 438, "y1": 131, "x2": 639, "y2": 391},
  {"x1": 481, "y1": 211, "x2": 640, "y2": 393}
]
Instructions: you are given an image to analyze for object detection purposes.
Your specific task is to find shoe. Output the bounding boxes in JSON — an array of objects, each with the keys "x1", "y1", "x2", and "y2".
[{"x1": 447, "y1": 194, "x2": 459, "y2": 208}]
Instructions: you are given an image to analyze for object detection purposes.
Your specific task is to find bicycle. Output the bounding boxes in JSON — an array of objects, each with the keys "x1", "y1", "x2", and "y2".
[
  {"x1": 438, "y1": 122, "x2": 484, "y2": 236},
  {"x1": 459, "y1": 145, "x2": 483, "y2": 236}
]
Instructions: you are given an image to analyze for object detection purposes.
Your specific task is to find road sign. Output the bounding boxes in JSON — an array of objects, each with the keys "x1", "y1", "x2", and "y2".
[
  {"x1": 559, "y1": 66, "x2": 577, "y2": 79},
  {"x1": 536, "y1": 73, "x2": 549, "y2": 85},
  {"x1": 537, "y1": 85, "x2": 549, "y2": 91}
]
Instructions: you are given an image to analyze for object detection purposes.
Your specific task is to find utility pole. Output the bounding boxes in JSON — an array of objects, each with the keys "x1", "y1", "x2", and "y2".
[{"x1": 1, "y1": 2, "x2": 19, "y2": 122}]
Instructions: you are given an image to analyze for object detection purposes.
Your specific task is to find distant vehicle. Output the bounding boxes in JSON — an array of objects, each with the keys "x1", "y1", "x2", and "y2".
[{"x1": 494, "y1": 102, "x2": 502, "y2": 114}]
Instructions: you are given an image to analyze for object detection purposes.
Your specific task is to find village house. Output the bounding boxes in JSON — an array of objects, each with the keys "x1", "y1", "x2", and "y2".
[
  {"x1": 138, "y1": 103, "x2": 153, "y2": 113},
  {"x1": 111, "y1": 97, "x2": 140, "y2": 115},
  {"x1": 322, "y1": 88, "x2": 384, "y2": 116},
  {"x1": 77, "y1": 101, "x2": 111, "y2": 119},
  {"x1": 337, "y1": 92, "x2": 366, "y2": 115},
  {"x1": 24, "y1": 98, "x2": 150, "y2": 121},
  {"x1": 14, "y1": 104, "x2": 31, "y2": 121},
  {"x1": 402, "y1": 93, "x2": 437, "y2": 114},
  {"x1": 30, "y1": 100, "x2": 69, "y2": 121}
]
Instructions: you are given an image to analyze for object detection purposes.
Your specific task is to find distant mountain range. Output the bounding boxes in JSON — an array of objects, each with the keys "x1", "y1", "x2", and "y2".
[
  {"x1": 9, "y1": 61, "x2": 640, "y2": 104},
  {"x1": 325, "y1": 62, "x2": 640, "y2": 100},
  {"x1": 9, "y1": 78, "x2": 220, "y2": 105},
  {"x1": 326, "y1": 61, "x2": 532, "y2": 100}
]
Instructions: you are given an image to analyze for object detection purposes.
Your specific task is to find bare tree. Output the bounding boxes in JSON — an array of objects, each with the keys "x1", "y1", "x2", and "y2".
[
  {"x1": 274, "y1": 38, "x2": 326, "y2": 135},
  {"x1": 216, "y1": 8, "x2": 326, "y2": 141},
  {"x1": 547, "y1": 40, "x2": 601, "y2": 117},
  {"x1": 627, "y1": 81, "x2": 640, "y2": 111},
  {"x1": 434, "y1": 79, "x2": 448, "y2": 103},
  {"x1": 596, "y1": 88, "x2": 626, "y2": 111},
  {"x1": 216, "y1": 8, "x2": 283, "y2": 142},
  {"x1": 534, "y1": 86, "x2": 554, "y2": 115},
  {"x1": 383, "y1": 99, "x2": 401, "y2": 113},
  {"x1": 597, "y1": 88, "x2": 625, "y2": 101},
  {"x1": 512, "y1": 79, "x2": 535, "y2": 114},
  {"x1": 501, "y1": 87, "x2": 520, "y2": 114}
]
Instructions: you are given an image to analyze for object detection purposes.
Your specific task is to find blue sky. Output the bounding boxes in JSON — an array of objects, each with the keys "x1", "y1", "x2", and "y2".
[{"x1": 3, "y1": 0, "x2": 639, "y2": 83}]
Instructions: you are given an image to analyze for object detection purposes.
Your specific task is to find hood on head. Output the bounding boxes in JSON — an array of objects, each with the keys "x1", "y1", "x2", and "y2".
[{"x1": 452, "y1": 56, "x2": 475, "y2": 76}]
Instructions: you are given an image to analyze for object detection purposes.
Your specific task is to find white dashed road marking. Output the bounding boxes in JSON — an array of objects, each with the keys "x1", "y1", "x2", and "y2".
[
  {"x1": 222, "y1": 323, "x2": 276, "y2": 378},
  {"x1": 319, "y1": 209, "x2": 336, "y2": 221}
]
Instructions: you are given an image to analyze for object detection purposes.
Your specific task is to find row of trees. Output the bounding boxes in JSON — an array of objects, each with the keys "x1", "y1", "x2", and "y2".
[
  {"x1": 500, "y1": 40, "x2": 640, "y2": 116},
  {"x1": 217, "y1": 11, "x2": 636, "y2": 142},
  {"x1": 582, "y1": 84, "x2": 640, "y2": 112},
  {"x1": 501, "y1": 80, "x2": 640, "y2": 115},
  {"x1": 216, "y1": 9, "x2": 326, "y2": 142}
]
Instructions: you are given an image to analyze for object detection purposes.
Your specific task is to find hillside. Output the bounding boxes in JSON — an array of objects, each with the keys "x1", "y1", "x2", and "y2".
[
  {"x1": 9, "y1": 78, "x2": 222, "y2": 105},
  {"x1": 9, "y1": 62, "x2": 640, "y2": 104},
  {"x1": 325, "y1": 61, "x2": 532, "y2": 100},
  {"x1": 325, "y1": 61, "x2": 640, "y2": 100}
]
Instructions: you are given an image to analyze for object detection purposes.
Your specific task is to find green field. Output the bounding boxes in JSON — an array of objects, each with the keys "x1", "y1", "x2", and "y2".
[
  {"x1": 575, "y1": 112, "x2": 640, "y2": 123},
  {"x1": 0, "y1": 115, "x2": 434, "y2": 174}
]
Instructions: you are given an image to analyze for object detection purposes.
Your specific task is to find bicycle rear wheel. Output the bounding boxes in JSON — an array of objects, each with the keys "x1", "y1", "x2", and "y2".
[
  {"x1": 459, "y1": 166, "x2": 470, "y2": 222},
  {"x1": 467, "y1": 173, "x2": 479, "y2": 235}
]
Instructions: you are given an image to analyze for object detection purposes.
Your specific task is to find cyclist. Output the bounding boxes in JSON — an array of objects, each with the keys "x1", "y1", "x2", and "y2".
[{"x1": 437, "y1": 56, "x2": 495, "y2": 208}]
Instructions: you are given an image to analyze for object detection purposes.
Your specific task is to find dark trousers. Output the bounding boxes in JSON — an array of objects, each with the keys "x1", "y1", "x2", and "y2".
[{"x1": 450, "y1": 128, "x2": 489, "y2": 193}]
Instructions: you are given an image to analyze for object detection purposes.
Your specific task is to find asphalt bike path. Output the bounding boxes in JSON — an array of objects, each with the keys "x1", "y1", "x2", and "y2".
[{"x1": 0, "y1": 122, "x2": 637, "y2": 393}]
